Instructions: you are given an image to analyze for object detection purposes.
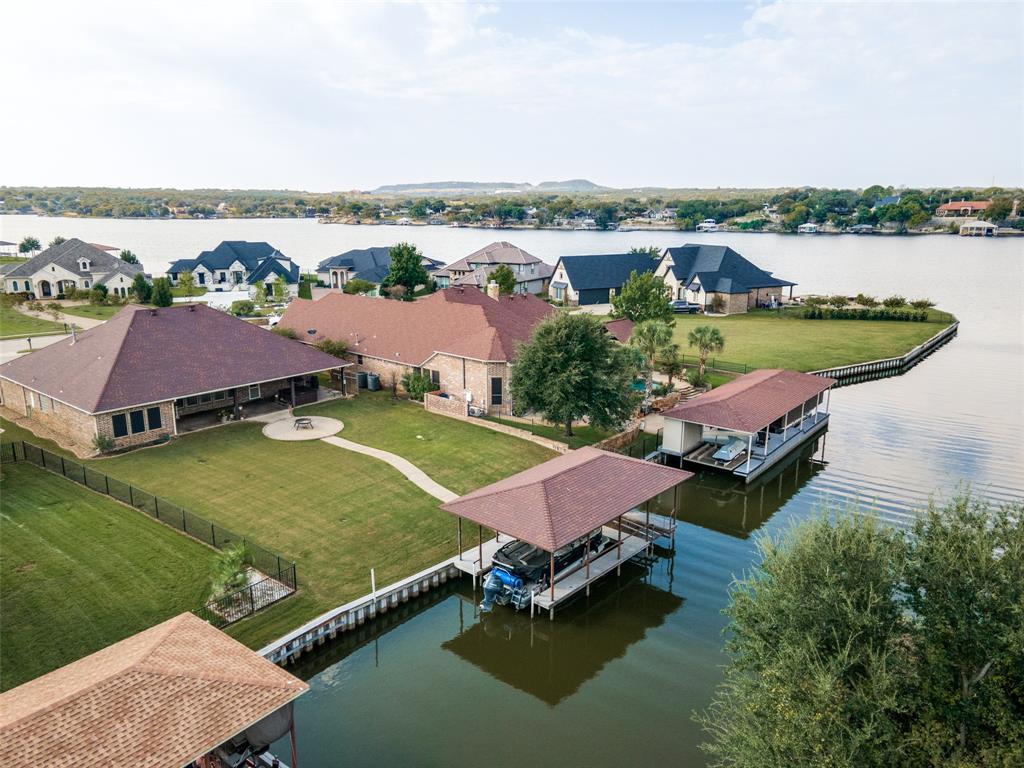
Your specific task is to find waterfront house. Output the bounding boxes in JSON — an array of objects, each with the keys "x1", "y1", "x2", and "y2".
[
  {"x1": 166, "y1": 240, "x2": 300, "y2": 296},
  {"x1": 0, "y1": 613, "x2": 308, "y2": 767},
  {"x1": 658, "y1": 369, "x2": 835, "y2": 483},
  {"x1": 278, "y1": 285, "x2": 554, "y2": 415},
  {"x1": 433, "y1": 241, "x2": 554, "y2": 294},
  {"x1": 315, "y1": 246, "x2": 443, "y2": 291},
  {"x1": 654, "y1": 244, "x2": 796, "y2": 314},
  {"x1": 0, "y1": 303, "x2": 346, "y2": 453},
  {"x1": 936, "y1": 199, "x2": 992, "y2": 217},
  {"x1": 797, "y1": 222, "x2": 819, "y2": 234},
  {"x1": 1, "y1": 238, "x2": 144, "y2": 298},
  {"x1": 548, "y1": 251, "x2": 659, "y2": 305},
  {"x1": 872, "y1": 194, "x2": 902, "y2": 209},
  {"x1": 960, "y1": 220, "x2": 998, "y2": 237}
]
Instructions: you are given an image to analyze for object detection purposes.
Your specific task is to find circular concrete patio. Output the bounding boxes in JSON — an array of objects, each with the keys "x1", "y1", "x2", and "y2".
[{"x1": 262, "y1": 416, "x2": 343, "y2": 441}]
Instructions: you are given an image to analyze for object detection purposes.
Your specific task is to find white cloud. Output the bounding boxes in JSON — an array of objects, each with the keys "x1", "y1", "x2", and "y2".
[{"x1": 2, "y1": 0, "x2": 1020, "y2": 189}]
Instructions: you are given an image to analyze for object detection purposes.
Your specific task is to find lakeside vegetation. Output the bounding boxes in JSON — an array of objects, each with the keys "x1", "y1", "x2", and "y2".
[
  {"x1": 3, "y1": 184, "x2": 1021, "y2": 231},
  {"x1": 0, "y1": 462, "x2": 217, "y2": 689}
]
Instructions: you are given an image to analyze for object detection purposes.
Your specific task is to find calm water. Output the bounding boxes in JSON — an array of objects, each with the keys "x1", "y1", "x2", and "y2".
[{"x1": 2, "y1": 215, "x2": 1022, "y2": 766}]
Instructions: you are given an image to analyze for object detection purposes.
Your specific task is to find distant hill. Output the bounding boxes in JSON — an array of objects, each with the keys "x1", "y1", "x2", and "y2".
[{"x1": 372, "y1": 179, "x2": 607, "y2": 195}]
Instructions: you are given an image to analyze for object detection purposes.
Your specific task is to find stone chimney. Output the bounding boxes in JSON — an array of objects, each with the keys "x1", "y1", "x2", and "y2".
[{"x1": 486, "y1": 281, "x2": 500, "y2": 301}]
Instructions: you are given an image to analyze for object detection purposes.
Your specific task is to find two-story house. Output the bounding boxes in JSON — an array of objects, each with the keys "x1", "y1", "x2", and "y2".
[
  {"x1": 166, "y1": 241, "x2": 300, "y2": 296},
  {"x1": 315, "y1": 246, "x2": 443, "y2": 292},
  {"x1": 2, "y1": 238, "x2": 144, "y2": 298},
  {"x1": 432, "y1": 242, "x2": 554, "y2": 294}
]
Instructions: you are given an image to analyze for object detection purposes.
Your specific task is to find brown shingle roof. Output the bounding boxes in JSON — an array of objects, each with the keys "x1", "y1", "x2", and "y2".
[
  {"x1": 603, "y1": 318, "x2": 634, "y2": 342},
  {"x1": 661, "y1": 369, "x2": 836, "y2": 432},
  {"x1": 440, "y1": 446, "x2": 692, "y2": 551},
  {"x1": 279, "y1": 287, "x2": 555, "y2": 365},
  {"x1": 445, "y1": 241, "x2": 543, "y2": 272},
  {"x1": 0, "y1": 303, "x2": 347, "y2": 413},
  {"x1": 0, "y1": 613, "x2": 308, "y2": 768}
]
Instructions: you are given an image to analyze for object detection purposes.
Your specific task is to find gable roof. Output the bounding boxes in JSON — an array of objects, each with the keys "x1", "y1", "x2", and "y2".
[
  {"x1": 451, "y1": 261, "x2": 555, "y2": 288},
  {"x1": 662, "y1": 244, "x2": 795, "y2": 294},
  {"x1": 936, "y1": 200, "x2": 991, "y2": 213},
  {"x1": 315, "y1": 246, "x2": 443, "y2": 284},
  {"x1": 3, "y1": 238, "x2": 143, "y2": 280},
  {"x1": 603, "y1": 318, "x2": 634, "y2": 342},
  {"x1": 168, "y1": 241, "x2": 289, "y2": 275},
  {"x1": 440, "y1": 446, "x2": 692, "y2": 551},
  {"x1": 0, "y1": 613, "x2": 307, "y2": 768},
  {"x1": 661, "y1": 369, "x2": 835, "y2": 432},
  {"x1": 0, "y1": 304, "x2": 346, "y2": 414},
  {"x1": 279, "y1": 287, "x2": 555, "y2": 365},
  {"x1": 445, "y1": 241, "x2": 543, "y2": 273},
  {"x1": 556, "y1": 252, "x2": 659, "y2": 291},
  {"x1": 246, "y1": 256, "x2": 300, "y2": 284}
]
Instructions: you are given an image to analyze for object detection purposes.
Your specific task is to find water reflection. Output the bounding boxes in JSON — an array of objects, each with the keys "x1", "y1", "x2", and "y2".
[{"x1": 442, "y1": 572, "x2": 683, "y2": 706}]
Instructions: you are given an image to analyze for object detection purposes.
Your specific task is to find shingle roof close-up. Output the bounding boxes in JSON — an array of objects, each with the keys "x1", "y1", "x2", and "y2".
[
  {"x1": 0, "y1": 303, "x2": 345, "y2": 413},
  {"x1": 557, "y1": 252, "x2": 659, "y2": 291},
  {"x1": 279, "y1": 287, "x2": 554, "y2": 365},
  {"x1": 441, "y1": 447, "x2": 692, "y2": 551},
  {"x1": 661, "y1": 369, "x2": 835, "y2": 432},
  {"x1": 0, "y1": 613, "x2": 308, "y2": 768},
  {"x1": 4, "y1": 238, "x2": 143, "y2": 279},
  {"x1": 664, "y1": 244, "x2": 795, "y2": 294}
]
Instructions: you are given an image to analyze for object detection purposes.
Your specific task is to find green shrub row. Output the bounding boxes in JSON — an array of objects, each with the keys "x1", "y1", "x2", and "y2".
[{"x1": 802, "y1": 307, "x2": 929, "y2": 321}]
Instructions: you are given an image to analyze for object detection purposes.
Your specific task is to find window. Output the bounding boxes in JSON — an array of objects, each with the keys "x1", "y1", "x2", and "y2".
[
  {"x1": 554, "y1": 287, "x2": 564, "y2": 301},
  {"x1": 248, "y1": 384, "x2": 261, "y2": 400},
  {"x1": 219, "y1": 272, "x2": 227, "y2": 283},
  {"x1": 198, "y1": 272, "x2": 206, "y2": 285},
  {"x1": 11, "y1": 281, "x2": 18, "y2": 291},
  {"x1": 185, "y1": 396, "x2": 198, "y2": 406},
  {"x1": 129, "y1": 410, "x2": 146, "y2": 434},
  {"x1": 356, "y1": 354, "x2": 364, "y2": 364},
  {"x1": 38, "y1": 395, "x2": 50, "y2": 413},
  {"x1": 214, "y1": 391, "x2": 226, "y2": 401},
  {"x1": 200, "y1": 393, "x2": 212, "y2": 403},
  {"x1": 490, "y1": 377, "x2": 503, "y2": 406},
  {"x1": 233, "y1": 271, "x2": 244, "y2": 284},
  {"x1": 430, "y1": 369, "x2": 440, "y2": 386},
  {"x1": 83, "y1": 280, "x2": 90, "y2": 288},
  {"x1": 146, "y1": 407, "x2": 162, "y2": 430},
  {"x1": 175, "y1": 398, "x2": 185, "y2": 407},
  {"x1": 112, "y1": 413, "x2": 128, "y2": 438}
]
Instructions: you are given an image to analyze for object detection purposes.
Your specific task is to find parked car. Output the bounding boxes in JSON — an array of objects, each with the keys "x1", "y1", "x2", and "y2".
[
  {"x1": 670, "y1": 300, "x2": 700, "y2": 314},
  {"x1": 712, "y1": 437, "x2": 747, "y2": 462}
]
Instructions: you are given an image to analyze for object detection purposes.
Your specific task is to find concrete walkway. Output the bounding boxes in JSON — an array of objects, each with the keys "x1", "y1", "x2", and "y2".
[
  {"x1": 262, "y1": 416, "x2": 344, "y2": 441},
  {"x1": 320, "y1": 435, "x2": 459, "y2": 502},
  {"x1": 15, "y1": 302, "x2": 106, "y2": 329}
]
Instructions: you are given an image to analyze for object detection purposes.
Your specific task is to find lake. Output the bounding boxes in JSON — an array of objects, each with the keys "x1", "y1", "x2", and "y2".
[{"x1": 2, "y1": 215, "x2": 1022, "y2": 765}]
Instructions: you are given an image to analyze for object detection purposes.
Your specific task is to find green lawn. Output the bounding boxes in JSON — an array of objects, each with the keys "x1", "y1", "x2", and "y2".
[
  {"x1": 0, "y1": 462, "x2": 218, "y2": 690},
  {"x1": 0, "y1": 302, "x2": 66, "y2": 339},
  {"x1": 670, "y1": 309, "x2": 952, "y2": 372},
  {"x1": 0, "y1": 256, "x2": 29, "y2": 265},
  {"x1": 488, "y1": 416, "x2": 612, "y2": 450},
  {"x1": 61, "y1": 304, "x2": 124, "y2": 321},
  {"x1": 170, "y1": 286, "x2": 208, "y2": 298}
]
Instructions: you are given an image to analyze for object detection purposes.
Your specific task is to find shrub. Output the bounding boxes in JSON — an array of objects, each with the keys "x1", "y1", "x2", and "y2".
[
  {"x1": 343, "y1": 278, "x2": 377, "y2": 295},
  {"x1": 150, "y1": 278, "x2": 173, "y2": 307},
  {"x1": 272, "y1": 326, "x2": 298, "y2": 339},
  {"x1": 882, "y1": 295, "x2": 907, "y2": 308},
  {"x1": 827, "y1": 295, "x2": 849, "y2": 308},
  {"x1": 910, "y1": 299, "x2": 935, "y2": 310},
  {"x1": 298, "y1": 281, "x2": 313, "y2": 300},
  {"x1": 709, "y1": 294, "x2": 726, "y2": 314},
  {"x1": 92, "y1": 433, "x2": 116, "y2": 454},
  {"x1": 26, "y1": 300, "x2": 44, "y2": 312},
  {"x1": 804, "y1": 295, "x2": 828, "y2": 307},
  {"x1": 803, "y1": 307, "x2": 927, "y2": 322},
  {"x1": 314, "y1": 338, "x2": 348, "y2": 358},
  {"x1": 230, "y1": 300, "x2": 255, "y2": 316},
  {"x1": 854, "y1": 293, "x2": 878, "y2": 307},
  {"x1": 63, "y1": 286, "x2": 79, "y2": 301},
  {"x1": 401, "y1": 371, "x2": 439, "y2": 401},
  {"x1": 686, "y1": 369, "x2": 708, "y2": 388}
]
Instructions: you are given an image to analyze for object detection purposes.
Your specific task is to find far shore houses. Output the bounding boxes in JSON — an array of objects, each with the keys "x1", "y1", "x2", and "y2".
[
  {"x1": 2, "y1": 238, "x2": 143, "y2": 299},
  {"x1": 167, "y1": 241, "x2": 300, "y2": 296}
]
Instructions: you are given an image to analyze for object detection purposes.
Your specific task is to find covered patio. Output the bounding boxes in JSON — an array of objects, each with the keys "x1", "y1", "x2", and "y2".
[
  {"x1": 659, "y1": 369, "x2": 836, "y2": 483},
  {"x1": 442, "y1": 446, "x2": 691, "y2": 619},
  {"x1": 0, "y1": 612, "x2": 308, "y2": 767}
]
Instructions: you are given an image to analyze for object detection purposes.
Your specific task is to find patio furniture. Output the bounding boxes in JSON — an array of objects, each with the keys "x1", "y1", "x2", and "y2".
[{"x1": 294, "y1": 417, "x2": 314, "y2": 430}]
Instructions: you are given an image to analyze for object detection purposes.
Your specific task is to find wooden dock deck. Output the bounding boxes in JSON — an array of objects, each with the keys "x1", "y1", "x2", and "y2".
[{"x1": 453, "y1": 533, "x2": 509, "y2": 580}]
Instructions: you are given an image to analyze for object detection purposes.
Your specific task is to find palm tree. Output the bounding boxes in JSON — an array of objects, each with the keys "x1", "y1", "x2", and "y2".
[
  {"x1": 687, "y1": 325, "x2": 726, "y2": 380},
  {"x1": 659, "y1": 343, "x2": 684, "y2": 387},
  {"x1": 630, "y1": 319, "x2": 674, "y2": 395}
]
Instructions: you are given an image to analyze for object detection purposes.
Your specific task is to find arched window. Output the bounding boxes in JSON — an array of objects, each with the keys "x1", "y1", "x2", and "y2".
[{"x1": 11, "y1": 280, "x2": 19, "y2": 291}]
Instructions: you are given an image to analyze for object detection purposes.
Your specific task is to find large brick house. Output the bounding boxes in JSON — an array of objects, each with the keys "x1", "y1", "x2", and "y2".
[
  {"x1": 433, "y1": 242, "x2": 554, "y2": 294},
  {"x1": 655, "y1": 244, "x2": 795, "y2": 314},
  {"x1": 315, "y1": 246, "x2": 443, "y2": 291},
  {"x1": 2, "y1": 238, "x2": 144, "y2": 298},
  {"x1": 0, "y1": 304, "x2": 346, "y2": 453},
  {"x1": 278, "y1": 286, "x2": 554, "y2": 414}
]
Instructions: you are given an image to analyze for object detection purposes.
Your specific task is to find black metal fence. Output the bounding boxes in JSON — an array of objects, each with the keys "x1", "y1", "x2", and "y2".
[
  {"x1": 679, "y1": 354, "x2": 751, "y2": 375},
  {"x1": 1, "y1": 440, "x2": 298, "y2": 626},
  {"x1": 612, "y1": 429, "x2": 663, "y2": 460}
]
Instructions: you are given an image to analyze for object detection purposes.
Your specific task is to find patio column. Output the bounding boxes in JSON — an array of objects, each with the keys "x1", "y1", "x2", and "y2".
[
  {"x1": 549, "y1": 553, "x2": 555, "y2": 602},
  {"x1": 290, "y1": 379, "x2": 296, "y2": 407},
  {"x1": 478, "y1": 525, "x2": 483, "y2": 571},
  {"x1": 231, "y1": 388, "x2": 240, "y2": 419},
  {"x1": 745, "y1": 434, "x2": 753, "y2": 472},
  {"x1": 800, "y1": 401, "x2": 806, "y2": 429},
  {"x1": 457, "y1": 518, "x2": 462, "y2": 558},
  {"x1": 825, "y1": 388, "x2": 831, "y2": 415},
  {"x1": 763, "y1": 426, "x2": 770, "y2": 456}
]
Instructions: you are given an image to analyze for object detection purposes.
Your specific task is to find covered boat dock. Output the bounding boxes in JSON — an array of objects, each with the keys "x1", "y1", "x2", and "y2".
[
  {"x1": 442, "y1": 446, "x2": 691, "y2": 619},
  {"x1": 658, "y1": 369, "x2": 836, "y2": 483},
  {"x1": 0, "y1": 613, "x2": 308, "y2": 768}
]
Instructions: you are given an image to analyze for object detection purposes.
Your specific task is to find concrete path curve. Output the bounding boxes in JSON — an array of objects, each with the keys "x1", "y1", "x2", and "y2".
[{"x1": 320, "y1": 435, "x2": 459, "y2": 503}]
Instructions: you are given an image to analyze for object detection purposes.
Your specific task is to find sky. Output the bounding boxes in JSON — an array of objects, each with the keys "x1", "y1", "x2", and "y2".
[{"x1": 4, "y1": 1, "x2": 1022, "y2": 191}]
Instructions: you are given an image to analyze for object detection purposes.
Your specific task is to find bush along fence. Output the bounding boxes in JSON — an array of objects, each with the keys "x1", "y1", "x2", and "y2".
[
  {"x1": 802, "y1": 306, "x2": 930, "y2": 321},
  {"x1": 0, "y1": 440, "x2": 298, "y2": 628}
]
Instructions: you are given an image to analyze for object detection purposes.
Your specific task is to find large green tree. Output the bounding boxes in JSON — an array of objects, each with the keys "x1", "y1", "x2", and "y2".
[
  {"x1": 699, "y1": 494, "x2": 1024, "y2": 768},
  {"x1": 131, "y1": 272, "x2": 152, "y2": 303},
  {"x1": 18, "y1": 236, "x2": 40, "y2": 255},
  {"x1": 119, "y1": 249, "x2": 139, "y2": 264},
  {"x1": 383, "y1": 242, "x2": 429, "y2": 299},
  {"x1": 151, "y1": 277, "x2": 173, "y2": 307},
  {"x1": 490, "y1": 263, "x2": 516, "y2": 295},
  {"x1": 509, "y1": 312, "x2": 642, "y2": 436},
  {"x1": 610, "y1": 270, "x2": 672, "y2": 323}
]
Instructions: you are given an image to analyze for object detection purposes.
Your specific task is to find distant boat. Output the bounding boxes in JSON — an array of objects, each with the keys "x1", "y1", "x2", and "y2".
[{"x1": 696, "y1": 219, "x2": 719, "y2": 232}]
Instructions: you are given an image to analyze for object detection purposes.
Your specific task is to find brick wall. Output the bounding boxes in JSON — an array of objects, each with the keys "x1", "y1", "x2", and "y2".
[
  {"x1": 423, "y1": 391, "x2": 469, "y2": 417},
  {"x1": 707, "y1": 292, "x2": 749, "y2": 315},
  {"x1": 348, "y1": 355, "x2": 414, "y2": 393},
  {"x1": 95, "y1": 401, "x2": 176, "y2": 449},
  {"x1": 0, "y1": 379, "x2": 96, "y2": 448}
]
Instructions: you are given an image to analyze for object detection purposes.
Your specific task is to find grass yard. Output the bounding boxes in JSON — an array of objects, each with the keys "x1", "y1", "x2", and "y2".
[
  {"x1": 301, "y1": 391, "x2": 555, "y2": 495},
  {"x1": 170, "y1": 286, "x2": 208, "y2": 298},
  {"x1": 488, "y1": 416, "x2": 612, "y2": 450},
  {"x1": 669, "y1": 309, "x2": 952, "y2": 372},
  {"x1": 0, "y1": 462, "x2": 218, "y2": 690},
  {"x1": 0, "y1": 302, "x2": 66, "y2": 339},
  {"x1": 61, "y1": 304, "x2": 124, "y2": 321}
]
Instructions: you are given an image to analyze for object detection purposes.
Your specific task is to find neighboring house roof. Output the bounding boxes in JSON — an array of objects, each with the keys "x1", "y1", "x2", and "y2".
[
  {"x1": 936, "y1": 200, "x2": 992, "y2": 213},
  {"x1": 0, "y1": 613, "x2": 308, "y2": 768},
  {"x1": 662, "y1": 244, "x2": 795, "y2": 294},
  {"x1": 874, "y1": 195, "x2": 902, "y2": 207},
  {"x1": 0, "y1": 263, "x2": 19, "y2": 277},
  {"x1": 168, "y1": 241, "x2": 290, "y2": 274},
  {"x1": 440, "y1": 446, "x2": 692, "y2": 551},
  {"x1": 444, "y1": 241, "x2": 544, "y2": 273},
  {"x1": 3, "y1": 238, "x2": 143, "y2": 280},
  {"x1": 315, "y1": 246, "x2": 443, "y2": 284},
  {"x1": 279, "y1": 287, "x2": 555, "y2": 365},
  {"x1": 247, "y1": 256, "x2": 300, "y2": 285},
  {"x1": 0, "y1": 303, "x2": 346, "y2": 414},
  {"x1": 661, "y1": 369, "x2": 835, "y2": 433},
  {"x1": 556, "y1": 252, "x2": 659, "y2": 291},
  {"x1": 603, "y1": 318, "x2": 634, "y2": 342}
]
